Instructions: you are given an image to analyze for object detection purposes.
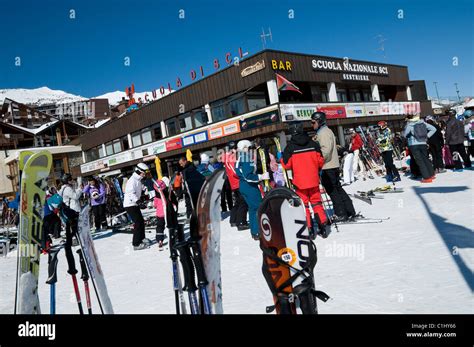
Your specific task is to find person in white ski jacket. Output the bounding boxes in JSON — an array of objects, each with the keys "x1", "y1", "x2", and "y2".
[
  {"x1": 58, "y1": 173, "x2": 82, "y2": 213},
  {"x1": 123, "y1": 163, "x2": 150, "y2": 250}
]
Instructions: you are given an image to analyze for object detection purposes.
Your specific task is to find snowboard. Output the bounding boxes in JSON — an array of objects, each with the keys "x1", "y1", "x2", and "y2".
[
  {"x1": 77, "y1": 204, "x2": 114, "y2": 313},
  {"x1": 258, "y1": 187, "x2": 327, "y2": 314},
  {"x1": 192, "y1": 168, "x2": 226, "y2": 314},
  {"x1": 15, "y1": 150, "x2": 52, "y2": 314}
]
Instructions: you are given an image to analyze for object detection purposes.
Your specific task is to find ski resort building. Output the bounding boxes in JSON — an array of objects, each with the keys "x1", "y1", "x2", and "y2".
[{"x1": 76, "y1": 49, "x2": 433, "y2": 177}]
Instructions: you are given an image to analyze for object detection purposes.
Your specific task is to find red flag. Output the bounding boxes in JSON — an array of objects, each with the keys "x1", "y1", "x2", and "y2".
[{"x1": 276, "y1": 73, "x2": 302, "y2": 94}]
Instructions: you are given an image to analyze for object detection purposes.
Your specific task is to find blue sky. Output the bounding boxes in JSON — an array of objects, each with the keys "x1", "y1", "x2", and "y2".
[{"x1": 1, "y1": 0, "x2": 472, "y2": 99}]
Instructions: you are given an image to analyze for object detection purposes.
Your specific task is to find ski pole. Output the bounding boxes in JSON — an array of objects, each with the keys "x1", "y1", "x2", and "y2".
[
  {"x1": 46, "y1": 247, "x2": 60, "y2": 315},
  {"x1": 77, "y1": 248, "x2": 92, "y2": 314},
  {"x1": 71, "y1": 273, "x2": 84, "y2": 314}
]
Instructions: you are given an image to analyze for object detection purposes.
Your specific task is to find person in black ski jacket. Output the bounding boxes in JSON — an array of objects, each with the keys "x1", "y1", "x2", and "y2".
[
  {"x1": 179, "y1": 157, "x2": 205, "y2": 217},
  {"x1": 425, "y1": 116, "x2": 446, "y2": 173},
  {"x1": 445, "y1": 110, "x2": 472, "y2": 169}
]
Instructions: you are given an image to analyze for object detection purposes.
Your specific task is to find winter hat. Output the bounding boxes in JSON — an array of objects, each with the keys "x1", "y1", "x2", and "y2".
[{"x1": 237, "y1": 140, "x2": 252, "y2": 151}]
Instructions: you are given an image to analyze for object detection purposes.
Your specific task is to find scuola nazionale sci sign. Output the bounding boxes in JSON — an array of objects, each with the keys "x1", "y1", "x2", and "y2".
[{"x1": 312, "y1": 58, "x2": 389, "y2": 82}]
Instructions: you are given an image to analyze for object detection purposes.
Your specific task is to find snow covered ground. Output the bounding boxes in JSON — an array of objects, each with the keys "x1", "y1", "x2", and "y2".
[{"x1": 1, "y1": 170, "x2": 472, "y2": 314}]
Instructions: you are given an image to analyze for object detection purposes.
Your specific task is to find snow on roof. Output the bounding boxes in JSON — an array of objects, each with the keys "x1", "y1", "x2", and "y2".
[
  {"x1": 94, "y1": 118, "x2": 111, "y2": 128},
  {"x1": 4, "y1": 145, "x2": 82, "y2": 164},
  {"x1": 463, "y1": 98, "x2": 474, "y2": 109}
]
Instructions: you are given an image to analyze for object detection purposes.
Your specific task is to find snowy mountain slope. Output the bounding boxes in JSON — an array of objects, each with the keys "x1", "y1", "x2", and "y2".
[
  {"x1": 0, "y1": 87, "x2": 85, "y2": 106},
  {"x1": 0, "y1": 170, "x2": 472, "y2": 314},
  {"x1": 0, "y1": 87, "x2": 173, "y2": 107}
]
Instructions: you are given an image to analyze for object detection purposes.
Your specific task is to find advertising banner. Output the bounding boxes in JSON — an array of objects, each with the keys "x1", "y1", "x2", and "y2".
[
  {"x1": 166, "y1": 137, "x2": 183, "y2": 151},
  {"x1": 316, "y1": 105, "x2": 346, "y2": 119},
  {"x1": 280, "y1": 104, "x2": 317, "y2": 122},
  {"x1": 240, "y1": 111, "x2": 279, "y2": 131},
  {"x1": 208, "y1": 120, "x2": 240, "y2": 140},
  {"x1": 182, "y1": 130, "x2": 208, "y2": 147},
  {"x1": 364, "y1": 104, "x2": 381, "y2": 116},
  {"x1": 345, "y1": 104, "x2": 365, "y2": 118}
]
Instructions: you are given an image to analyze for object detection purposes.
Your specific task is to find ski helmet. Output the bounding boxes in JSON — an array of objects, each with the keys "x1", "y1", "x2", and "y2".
[
  {"x1": 227, "y1": 141, "x2": 237, "y2": 150},
  {"x1": 463, "y1": 109, "x2": 473, "y2": 119},
  {"x1": 161, "y1": 176, "x2": 170, "y2": 188},
  {"x1": 348, "y1": 128, "x2": 355, "y2": 134},
  {"x1": 200, "y1": 153, "x2": 210, "y2": 164},
  {"x1": 311, "y1": 111, "x2": 326, "y2": 125},
  {"x1": 378, "y1": 121, "x2": 387, "y2": 129},
  {"x1": 135, "y1": 163, "x2": 149, "y2": 175},
  {"x1": 237, "y1": 140, "x2": 252, "y2": 151},
  {"x1": 288, "y1": 122, "x2": 305, "y2": 136},
  {"x1": 61, "y1": 173, "x2": 73, "y2": 184}
]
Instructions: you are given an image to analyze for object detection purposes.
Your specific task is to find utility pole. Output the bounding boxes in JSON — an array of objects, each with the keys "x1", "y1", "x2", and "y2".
[
  {"x1": 260, "y1": 27, "x2": 273, "y2": 49},
  {"x1": 433, "y1": 82, "x2": 441, "y2": 103},
  {"x1": 374, "y1": 34, "x2": 387, "y2": 60},
  {"x1": 454, "y1": 83, "x2": 461, "y2": 101}
]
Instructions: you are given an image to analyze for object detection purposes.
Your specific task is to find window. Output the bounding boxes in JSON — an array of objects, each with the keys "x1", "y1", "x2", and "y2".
[
  {"x1": 362, "y1": 91, "x2": 372, "y2": 102},
  {"x1": 193, "y1": 110, "x2": 208, "y2": 128},
  {"x1": 141, "y1": 128, "x2": 152, "y2": 144},
  {"x1": 247, "y1": 92, "x2": 267, "y2": 111},
  {"x1": 85, "y1": 148, "x2": 99, "y2": 162},
  {"x1": 105, "y1": 143, "x2": 114, "y2": 156},
  {"x1": 131, "y1": 131, "x2": 142, "y2": 147},
  {"x1": 152, "y1": 124, "x2": 162, "y2": 141},
  {"x1": 98, "y1": 146, "x2": 106, "y2": 158},
  {"x1": 166, "y1": 118, "x2": 178, "y2": 136},
  {"x1": 337, "y1": 89, "x2": 348, "y2": 102},
  {"x1": 113, "y1": 139, "x2": 122, "y2": 153},
  {"x1": 121, "y1": 136, "x2": 130, "y2": 150},
  {"x1": 349, "y1": 89, "x2": 362, "y2": 102},
  {"x1": 210, "y1": 100, "x2": 226, "y2": 122},
  {"x1": 178, "y1": 113, "x2": 193, "y2": 132},
  {"x1": 229, "y1": 97, "x2": 245, "y2": 116}
]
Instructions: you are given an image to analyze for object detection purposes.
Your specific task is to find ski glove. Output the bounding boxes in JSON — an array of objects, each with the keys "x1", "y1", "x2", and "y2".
[{"x1": 258, "y1": 172, "x2": 270, "y2": 181}]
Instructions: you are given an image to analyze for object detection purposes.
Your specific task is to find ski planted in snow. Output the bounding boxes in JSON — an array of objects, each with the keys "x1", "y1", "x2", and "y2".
[
  {"x1": 192, "y1": 168, "x2": 227, "y2": 314},
  {"x1": 77, "y1": 204, "x2": 114, "y2": 313},
  {"x1": 14, "y1": 150, "x2": 52, "y2": 314},
  {"x1": 258, "y1": 187, "x2": 329, "y2": 314}
]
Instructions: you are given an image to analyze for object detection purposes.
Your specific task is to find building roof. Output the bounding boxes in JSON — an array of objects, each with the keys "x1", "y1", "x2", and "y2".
[{"x1": 4, "y1": 145, "x2": 82, "y2": 165}]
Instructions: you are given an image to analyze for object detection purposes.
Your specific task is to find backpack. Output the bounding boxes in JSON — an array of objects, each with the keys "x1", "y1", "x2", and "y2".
[{"x1": 413, "y1": 122, "x2": 428, "y2": 142}]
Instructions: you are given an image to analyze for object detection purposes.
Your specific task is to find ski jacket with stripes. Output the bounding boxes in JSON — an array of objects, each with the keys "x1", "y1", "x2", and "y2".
[{"x1": 281, "y1": 133, "x2": 324, "y2": 190}]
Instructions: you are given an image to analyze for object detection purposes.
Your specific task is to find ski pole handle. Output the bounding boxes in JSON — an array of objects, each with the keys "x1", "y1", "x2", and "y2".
[{"x1": 76, "y1": 249, "x2": 89, "y2": 281}]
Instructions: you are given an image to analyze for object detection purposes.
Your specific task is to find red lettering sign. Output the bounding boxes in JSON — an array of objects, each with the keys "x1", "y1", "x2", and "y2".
[
  {"x1": 190, "y1": 70, "x2": 197, "y2": 80},
  {"x1": 166, "y1": 138, "x2": 182, "y2": 151},
  {"x1": 176, "y1": 78, "x2": 182, "y2": 88},
  {"x1": 225, "y1": 52, "x2": 232, "y2": 64},
  {"x1": 316, "y1": 106, "x2": 347, "y2": 119},
  {"x1": 214, "y1": 59, "x2": 220, "y2": 70},
  {"x1": 160, "y1": 86, "x2": 165, "y2": 96}
]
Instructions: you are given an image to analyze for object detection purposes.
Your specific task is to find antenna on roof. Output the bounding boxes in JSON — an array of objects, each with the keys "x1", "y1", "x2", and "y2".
[
  {"x1": 374, "y1": 34, "x2": 387, "y2": 60},
  {"x1": 261, "y1": 27, "x2": 273, "y2": 49}
]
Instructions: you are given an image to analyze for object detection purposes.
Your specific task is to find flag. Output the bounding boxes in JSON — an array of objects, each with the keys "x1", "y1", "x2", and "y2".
[
  {"x1": 276, "y1": 73, "x2": 302, "y2": 94},
  {"x1": 186, "y1": 149, "x2": 193, "y2": 162},
  {"x1": 155, "y1": 156, "x2": 163, "y2": 180}
]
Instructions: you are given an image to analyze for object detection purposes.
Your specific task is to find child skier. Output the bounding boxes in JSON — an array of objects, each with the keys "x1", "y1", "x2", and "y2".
[
  {"x1": 280, "y1": 123, "x2": 331, "y2": 238},
  {"x1": 153, "y1": 179, "x2": 168, "y2": 250}
]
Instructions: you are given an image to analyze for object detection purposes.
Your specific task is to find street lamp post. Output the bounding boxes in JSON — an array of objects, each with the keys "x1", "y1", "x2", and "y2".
[{"x1": 454, "y1": 83, "x2": 461, "y2": 101}]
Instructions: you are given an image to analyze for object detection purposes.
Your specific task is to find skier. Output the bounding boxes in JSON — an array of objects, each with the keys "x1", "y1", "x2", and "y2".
[
  {"x1": 425, "y1": 116, "x2": 447, "y2": 174},
  {"x1": 349, "y1": 129, "x2": 366, "y2": 180},
  {"x1": 235, "y1": 140, "x2": 268, "y2": 239},
  {"x1": 83, "y1": 177, "x2": 108, "y2": 232},
  {"x1": 464, "y1": 110, "x2": 474, "y2": 158},
  {"x1": 171, "y1": 171, "x2": 183, "y2": 200},
  {"x1": 403, "y1": 114, "x2": 437, "y2": 182},
  {"x1": 224, "y1": 141, "x2": 249, "y2": 230},
  {"x1": 153, "y1": 178, "x2": 168, "y2": 250},
  {"x1": 43, "y1": 187, "x2": 62, "y2": 240},
  {"x1": 445, "y1": 109, "x2": 472, "y2": 170},
  {"x1": 123, "y1": 163, "x2": 150, "y2": 250},
  {"x1": 376, "y1": 121, "x2": 401, "y2": 182},
  {"x1": 341, "y1": 144, "x2": 354, "y2": 186},
  {"x1": 311, "y1": 111, "x2": 356, "y2": 222},
  {"x1": 178, "y1": 157, "x2": 205, "y2": 217},
  {"x1": 196, "y1": 153, "x2": 214, "y2": 177},
  {"x1": 280, "y1": 123, "x2": 330, "y2": 237}
]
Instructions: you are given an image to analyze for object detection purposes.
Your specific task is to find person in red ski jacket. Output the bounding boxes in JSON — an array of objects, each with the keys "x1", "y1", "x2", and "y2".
[
  {"x1": 224, "y1": 141, "x2": 249, "y2": 229},
  {"x1": 349, "y1": 129, "x2": 366, "y2": 180},
  {"x1": 280, "y1": 124, "x2": 329, "y2": 237}
]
